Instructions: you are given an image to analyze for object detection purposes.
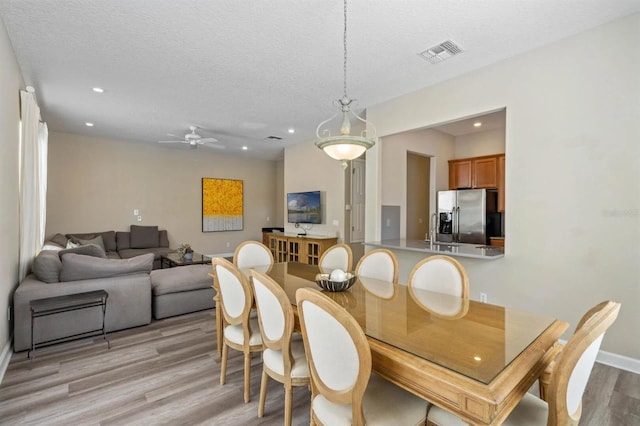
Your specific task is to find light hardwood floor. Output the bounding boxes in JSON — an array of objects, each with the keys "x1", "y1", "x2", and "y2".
[{"x1": 1, "y1": 310, "x2": 638, "y2": 425}]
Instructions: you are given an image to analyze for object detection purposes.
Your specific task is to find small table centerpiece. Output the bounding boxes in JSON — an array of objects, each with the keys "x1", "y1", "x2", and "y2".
[{"x1": 177, "y1": 243, "x2": 194, "y2": 261}]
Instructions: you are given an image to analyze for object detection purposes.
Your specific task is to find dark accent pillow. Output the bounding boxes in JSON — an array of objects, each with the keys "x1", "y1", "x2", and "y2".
[
  {"x1": 159, "y1": 230, "x2": 169, "y2": 248},
  {"x1": 130, "y1": 225, "x2": 159, "y2": 249},
  {"x1": 58, "y1": 244, "x2": 107, "y2": 259},
  {"x1": 116, "y1": 231, "x2": 130, "y2": 250},
  {"x1": 50, "y1": 233, "x2": 69, "y2": 247},
  {"x1": 59, "y1": 253, "x2": 154, "y2": 282},
  {"x1": 32, "y1": 250, "x2": 62, "y2": 283},
  {"x1": 76, "y1": 235, "x2": 106, "y2": 251},
  {"x1": 67, "y1": 231, "x2": 116, "y2": 252}
]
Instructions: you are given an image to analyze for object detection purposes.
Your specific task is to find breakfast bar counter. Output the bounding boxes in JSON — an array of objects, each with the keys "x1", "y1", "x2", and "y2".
[{"x1": 364, "y1": 239, "x2": 504, "y2": 260}]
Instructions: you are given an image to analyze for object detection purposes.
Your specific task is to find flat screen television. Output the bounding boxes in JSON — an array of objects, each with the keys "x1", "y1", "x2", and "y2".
[{"x1": 287, "y1": 190, "x2": 322, "y2": 224}]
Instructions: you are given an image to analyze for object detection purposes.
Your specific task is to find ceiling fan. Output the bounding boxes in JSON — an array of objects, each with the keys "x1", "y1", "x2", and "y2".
[{"x1": 158, "y1": 126, "x2": 223, "y2": 149}]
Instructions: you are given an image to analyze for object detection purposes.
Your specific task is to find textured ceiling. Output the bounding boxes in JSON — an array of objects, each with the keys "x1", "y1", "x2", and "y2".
[{"x1": 1, "y1": 0, "x2": 638, "y2": 159}]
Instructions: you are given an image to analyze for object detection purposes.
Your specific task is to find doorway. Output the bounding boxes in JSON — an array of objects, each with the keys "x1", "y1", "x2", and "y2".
[{"x1": 406, "y1": 152, "x2": 431, "y2": 240}]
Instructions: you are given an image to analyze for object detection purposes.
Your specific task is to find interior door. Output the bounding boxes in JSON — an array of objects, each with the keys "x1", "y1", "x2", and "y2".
[{"x1": 350, "y1": 159, "x2": 366, "y2": 242}]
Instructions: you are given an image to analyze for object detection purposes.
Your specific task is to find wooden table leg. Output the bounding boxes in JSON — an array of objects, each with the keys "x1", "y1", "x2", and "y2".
[{"x1": 213, "y1": 287, "x2": 222, "y2": 358}]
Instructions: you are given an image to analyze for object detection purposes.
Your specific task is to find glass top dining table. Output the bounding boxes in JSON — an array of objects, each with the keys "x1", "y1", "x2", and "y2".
[{"x1": 239, "y1": 261, "x2": 569, "y2": 425}]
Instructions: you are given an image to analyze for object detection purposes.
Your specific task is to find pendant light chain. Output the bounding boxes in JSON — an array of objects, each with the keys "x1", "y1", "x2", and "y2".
[
  {"x1": 343, "y1": 0, "x2": 348, "y2": 100},
  {"x1": 314, "y1": 0, "x2": 375, "y2": 168}
]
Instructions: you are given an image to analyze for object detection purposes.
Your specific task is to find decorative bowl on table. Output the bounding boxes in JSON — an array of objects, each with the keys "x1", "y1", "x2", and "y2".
[{"x1": 315, "y1": 270, "x2": 357, "y2": 292}]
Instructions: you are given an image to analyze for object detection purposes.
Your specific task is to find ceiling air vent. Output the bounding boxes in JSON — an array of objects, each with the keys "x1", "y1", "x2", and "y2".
[
  {"x1": 265, "y1": 136, "x2": 283, "y2": 141},
  {"x1": 418, "y1": 40, "x2": 463, "y2": 64}
]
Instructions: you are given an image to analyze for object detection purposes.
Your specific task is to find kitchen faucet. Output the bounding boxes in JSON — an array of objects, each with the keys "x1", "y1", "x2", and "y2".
[{"x1": 429, "y1": 212, "x2": 437, "y2": 246}]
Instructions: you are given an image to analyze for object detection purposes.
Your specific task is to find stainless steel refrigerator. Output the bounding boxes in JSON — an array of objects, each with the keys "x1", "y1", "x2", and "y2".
[{"x1": 436, "y1": 189, "x2": 499, "y2": 244}]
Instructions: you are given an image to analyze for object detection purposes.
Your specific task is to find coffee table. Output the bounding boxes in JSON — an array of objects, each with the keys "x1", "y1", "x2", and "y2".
[{"x1": 161, "y1": 252, "x2": 211, "y2": 268}]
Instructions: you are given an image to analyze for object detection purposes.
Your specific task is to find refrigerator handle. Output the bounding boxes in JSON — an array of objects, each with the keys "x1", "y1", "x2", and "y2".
[{"x1": 455, "y1": 206, "x2": 460, "y2": 242}]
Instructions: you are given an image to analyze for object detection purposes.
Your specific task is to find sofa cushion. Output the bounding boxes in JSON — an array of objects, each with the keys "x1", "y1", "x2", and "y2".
[
  {"x1": 58, "y1": 244, "x2": 107, "y2": 259},
  {"x1": 118, "y1": 247, "x2": 174, "y2": 260},
  {"x1": 150, "y1": 264, "x2": 213, "y2": 296},
  {"x1": 50, "y1": 233, "x2": 69, "y2": 247},
  {"x1": 59, "y1": 253, "x2": 154, "y2": 282},
  {"x1": 159, "y1": 230, "x2": 169, "y2": 248},
  {"x1": 116, "y1": 231, "x2": 130, "y2": 250},
  {"x1": 67, "y1": 231, "x2": 117, "y2": 252},
  {"x1": 32, "y1": 250, "x2": 62, "y2": 283},
  {"x1": 76, "y1": 235, "x2": 106, "y2": 251},
  {"x1": 130, "y1": 225, "x2": 159, "y2": 249}
]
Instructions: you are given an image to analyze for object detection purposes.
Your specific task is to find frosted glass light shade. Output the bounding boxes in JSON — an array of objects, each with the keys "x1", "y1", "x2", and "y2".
[{"x1": 315, "y1": 136, "x2": 374, "y2": 161}]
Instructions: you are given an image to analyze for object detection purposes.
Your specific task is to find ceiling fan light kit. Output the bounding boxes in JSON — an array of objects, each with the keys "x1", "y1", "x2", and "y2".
[{"x1": 315, "y1": 0, "x2": 376, "y2": 169}]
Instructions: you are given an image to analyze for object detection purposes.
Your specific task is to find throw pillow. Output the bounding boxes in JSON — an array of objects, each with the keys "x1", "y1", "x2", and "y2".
[
  {"x1": 50, "y1": 233, "x2": 69, "y2": 247},
  {"x1": 58, "y1": 244, "x2": 107, "y2": 259},
  {"x1": 32, "y1": 250, "x2": 62, "y2": 283},
  {"x1": 59, "y1": 253, "x2": 154, "y2": 282},
  {"x1": 76, "y1": 235, "x2": 106, "y2": 251},
  {"x1": 66, "y1": 240, "x2": 80, "y2": 249},
  {"x1": 130, "y1": 225, "x2": 159, "y2": 249}
]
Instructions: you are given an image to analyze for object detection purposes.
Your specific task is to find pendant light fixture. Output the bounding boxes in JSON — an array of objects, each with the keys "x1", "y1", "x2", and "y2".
[{"x1": 315, "y1": 0, "x2": 376, "y2": 169}]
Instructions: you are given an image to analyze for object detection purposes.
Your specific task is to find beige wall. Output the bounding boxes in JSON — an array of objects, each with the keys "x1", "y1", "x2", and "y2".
[
  {"x1": 455, "y1": 128, "x2": 505, "y2": 158},
  {"x1": 366, "y1": 14, "x2": 640, "y2": 359},
  {"x1": 47, "y1": 132, "x2": 278, "y2": 255},
  {"x1": 283, "y1": 140, "x2": 346, "y2": 241},
  {"x1": 0, "y1": 20, "x2": 24, "y2": 352},
  {"x1": 381, "y1": 128, "x2": 454, "y2": 238}
]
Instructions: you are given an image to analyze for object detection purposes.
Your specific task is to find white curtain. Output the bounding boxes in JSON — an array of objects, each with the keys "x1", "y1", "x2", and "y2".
[{"x1": 18, "y1": 90, "x2": 48, "y2": 281}]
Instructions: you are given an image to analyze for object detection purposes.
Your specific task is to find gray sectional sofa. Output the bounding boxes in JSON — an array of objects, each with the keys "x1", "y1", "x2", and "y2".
[
  {"x1": 14, "y1": 252, "x2": 155, "y2": 352},
  {"x1": 13, "y1": 225, "x2": 216, "y2": 353},
  {"x1": 46, "y1": 225, "x2": 174, "y2": 269}
]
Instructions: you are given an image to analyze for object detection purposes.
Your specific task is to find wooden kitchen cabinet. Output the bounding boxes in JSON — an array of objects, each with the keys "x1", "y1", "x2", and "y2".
[
  {"x1": 497, "y1": 154, "x2": 505, "y2": 212},
  {"x1": 449, "y1": 160, "x2": 473, "y2": 189},
  {"x1": 449, "y1": 154, "x2": 502, "y2": 190},
  {"x1": 266, "y1": 233, "x2": 337, "y2": 265},
  {"x1": 473, "y1": 156, "x2": 498, "y2": 188}
]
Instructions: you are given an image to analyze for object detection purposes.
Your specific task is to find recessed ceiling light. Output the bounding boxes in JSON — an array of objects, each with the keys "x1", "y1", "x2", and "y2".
[
  {"x1": 288, "y1": 128, "x2": 295, "y2": 134},
  {"x1": 473, "y1": 122, "x2": 482, "y2": 127},
  {"x1": 85, "y1": 122, "x2": 94, "y2": 127},
  {"x1": 474, "y1": 356, "x2": 482, "y2": 362},
  {"x1": 242, "y1": 146, "x2": 248, "y2": 150},
  {"x1": 92, "y1": 87, "x2": 104, "y2": 93}
]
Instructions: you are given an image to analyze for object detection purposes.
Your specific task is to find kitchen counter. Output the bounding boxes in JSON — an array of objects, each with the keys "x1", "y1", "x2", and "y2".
[{"x1": 364, "y1": 239, "x2": 504, "y2": 260}]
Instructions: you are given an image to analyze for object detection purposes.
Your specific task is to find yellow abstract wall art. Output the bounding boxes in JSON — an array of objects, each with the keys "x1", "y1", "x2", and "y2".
[{"x1": 202, "y1": 178, "x2": 243, "y2": 232}]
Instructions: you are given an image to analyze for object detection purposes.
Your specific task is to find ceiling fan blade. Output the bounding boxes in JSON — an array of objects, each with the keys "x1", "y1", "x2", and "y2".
[
  {"x1": 200, "y1": 143, "x2": 225, "y2": 149},
  {"x1": 158, "y1": 140, "x2": 187, "y2": 144},
  {"x1": 198, "y1": 137, "x2": 218, "y2": 143}
]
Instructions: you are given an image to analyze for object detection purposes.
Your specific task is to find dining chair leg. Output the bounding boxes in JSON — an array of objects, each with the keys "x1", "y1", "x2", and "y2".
[
  {"x1": 244, "y1": 350, "x2": 251, "y2": 403},
  {"x1": 220, "y1": 342, "x2": 228, "y2": 385},
  {"x1": 284, "y1": 384, "x2": 293, "y2": 426},
  {"x1": 258, "y1": 368, "x2": 268, "y2": 417},
  {"x1": 215, "y1": 300, "x2": 223, "y2": 358}
]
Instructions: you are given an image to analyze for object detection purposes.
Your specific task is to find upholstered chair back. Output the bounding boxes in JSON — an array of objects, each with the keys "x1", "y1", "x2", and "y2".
[
  {"x1": 234, "y1": 241, "x2": 274, "y2": 270},
  {"x1": 355, "y1": 249, "x2": 398, "y2": 283},
  {"x1": 319, "y1": 243, "x2": 353, "y2": 273},
  {"x1": 408, "y1": 255, "x2": 469, "y2": 298}
]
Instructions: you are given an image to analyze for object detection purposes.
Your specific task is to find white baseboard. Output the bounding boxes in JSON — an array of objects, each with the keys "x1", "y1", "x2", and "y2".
[
  {"x1": 597, "y1": 349, "x2": 640, "y2": 374},
  {"x1": 558, "y1": 339, "x2": 640, "y2": 374},
  {"x1": 0, "y1": 337, "x2": 13, "y2": 385},
  {"x1": 206, "y1": 252, "x2": 234, "y2": 259}
]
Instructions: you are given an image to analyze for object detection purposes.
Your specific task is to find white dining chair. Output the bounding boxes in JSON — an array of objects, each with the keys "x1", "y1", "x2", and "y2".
[
  {"x1": 426, "y1": 300, "x2": 621, "y2": 426},
  {"x1": 211, "y1": 257, "x2": 263, "y2": 403},
  {"x1": 233, "y1": 240, "x2": 274, "y2": 270},
  {"x1": 318, "y1": 243, "x2": 353, "y2": 274},
  {"x1": 251, "y1": 270, "x2": 310, "y2": 426},
  {"x1": 538, "y1": 300, "x2": 616, "y2": 401},
  {"x1": 408, "y1": 255, "x2": 469, "y2": 298},
  {"x1": 296, "y1": 287, "x2": 428, "y2": 426},
  {"x1": 354, "y1": 248, "x2": 399, "y2": 283}
]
